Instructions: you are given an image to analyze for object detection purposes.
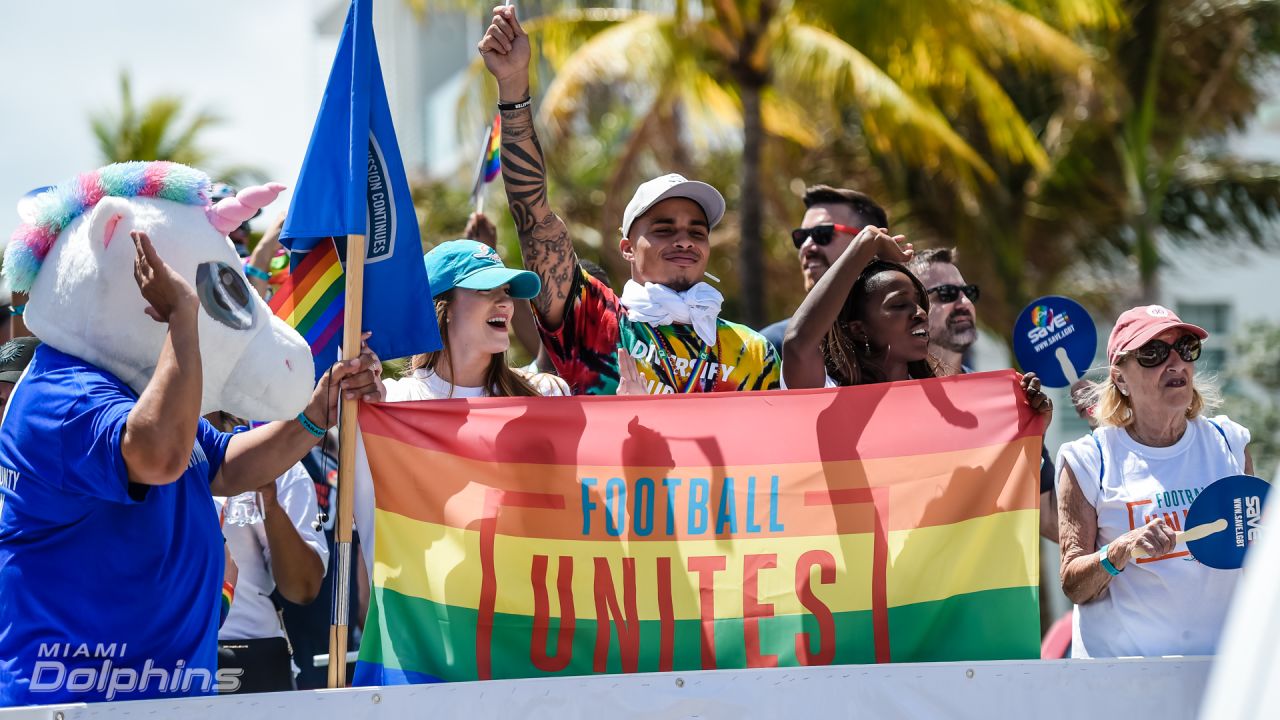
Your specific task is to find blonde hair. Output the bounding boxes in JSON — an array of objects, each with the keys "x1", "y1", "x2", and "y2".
[
  {"x1": 1093, "y1": 356, "x2": 1222, "y2": 428},
  {"x1": 408, "y1": 290, "x2": 540, "y2": 398}
]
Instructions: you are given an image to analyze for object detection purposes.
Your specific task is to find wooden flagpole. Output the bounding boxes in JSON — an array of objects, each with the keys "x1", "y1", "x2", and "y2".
[{"x1": 328, "y1": 232, "x2": 366, "y2": 688}]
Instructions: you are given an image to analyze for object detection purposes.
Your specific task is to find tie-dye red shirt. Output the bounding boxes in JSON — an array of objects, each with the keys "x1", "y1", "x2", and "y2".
[{"x1": 538, "y1": 267, "x2": 781, "y2": 395}]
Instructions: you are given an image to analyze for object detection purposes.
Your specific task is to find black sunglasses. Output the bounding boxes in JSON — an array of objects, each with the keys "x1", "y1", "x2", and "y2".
[
  {"x1": 926, "y1": 284, "x2": 980, "y2": 303},
  {"x1": 791, "y1": 224, "x2": 860, "y2": 249},
  {"x1": 1132, "y1": 334, "x2": 1201, "y2": 368}
]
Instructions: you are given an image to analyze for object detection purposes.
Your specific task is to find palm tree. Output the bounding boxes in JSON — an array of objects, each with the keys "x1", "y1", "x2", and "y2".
[
  {"x1": 90, "y1": 72, "x2": 221, "y2": 167},
  {"x1": 873, "y1": 0, "x2": 1280, "y2": 339},
  {"x1": 463, "y1": 1, "x2": 1116, "y2": 325},
  {"x1": 89, "y1": 72, "x2": 263, "y2": 185}
]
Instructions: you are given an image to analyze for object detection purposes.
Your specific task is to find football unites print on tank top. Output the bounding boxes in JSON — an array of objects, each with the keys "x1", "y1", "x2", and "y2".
[{"x1": 539, "y1": 267, "x2": 781, "y2": 395}]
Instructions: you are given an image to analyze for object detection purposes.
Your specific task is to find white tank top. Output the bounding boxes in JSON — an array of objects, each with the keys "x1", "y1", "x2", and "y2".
[{"x1": 1055, "y1": 415, "x2": 1250, "y2": 658}]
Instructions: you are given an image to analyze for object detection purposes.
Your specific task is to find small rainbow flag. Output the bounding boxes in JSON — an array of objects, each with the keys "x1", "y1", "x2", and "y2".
[
  {"x1": 352, "y1": 371, "x2": 1044, "y2": 685},
  {"x1": 482, "y1": 114, "x2": 501, "y2": 182},
  {"x1": 269, "y1": 238, "x2": 345, "y2": 369},
  {"x1": 471, "y1": 114, "x2": 502, "y2": 213}
]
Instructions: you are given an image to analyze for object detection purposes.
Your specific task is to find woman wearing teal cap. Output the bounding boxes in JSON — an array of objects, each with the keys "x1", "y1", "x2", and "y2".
[
  {"x1": 381, "y1": 239, "x2": 569, "y2": 400},
  {"x1": 355, "y1": 240, "x2": 569, "y2": 606}
]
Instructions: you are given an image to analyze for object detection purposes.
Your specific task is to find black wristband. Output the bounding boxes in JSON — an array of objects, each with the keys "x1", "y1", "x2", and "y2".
[{"x1": 498, "y1": 96, "x2": 532, "y2": 111}]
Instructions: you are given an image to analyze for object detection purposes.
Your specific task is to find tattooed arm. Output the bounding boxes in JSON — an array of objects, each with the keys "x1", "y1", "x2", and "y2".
[{"x1": 478, "y1": 4, "x2": 577, "y2": 329}]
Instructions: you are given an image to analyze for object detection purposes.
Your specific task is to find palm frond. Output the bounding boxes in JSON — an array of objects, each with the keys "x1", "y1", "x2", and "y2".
[
  {"x1": 539, "y1": 14, "x2": 675, "y2": 139},
  {"x1": 525, "y1": 8, "x2": 645, "y2": 69},
  {"x1": 1161, "y1": 156, "x2": 1280, "y2": 246},
  {"x1": 772, "y1": 19, "x2": 995, "y2": 183},
  {"x1": 946, "y1": 45, "x2": 1049, "y2": 170},
  {"x1": 994, "y1": 0, "x2": 1124, "y2": 33},
  {"x1": 959, "y1": 0, "x2": 1106, "y2": 75}
]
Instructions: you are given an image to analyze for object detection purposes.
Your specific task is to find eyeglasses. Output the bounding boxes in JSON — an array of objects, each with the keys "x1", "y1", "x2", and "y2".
[
  {"x1": 926, "y1": 284, "x2": 980, "y2": 303},
  {"x1": 791, "y1": 224, "x2": 861, "y2": 249},
  {"x1": 1132, "y1": 334, "x2": 1201, "y2": 368}
]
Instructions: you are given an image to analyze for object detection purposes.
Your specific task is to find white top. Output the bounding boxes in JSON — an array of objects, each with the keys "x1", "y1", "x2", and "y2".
[
  {"x1": 381, "y1": 366, "x2": 571, "y2": 401},
  {"x1": 1055, "y1": 415, "x2": 1250, "y2": 658},
  {"x1": 217, "y1": 463, "x2": 330, "y2": 641},
  {"x1": 356, "y1": 368, "x2": 570, "y2": 574},
  {"x1": 779, "y1": 372, "x2": 838, "y2": 390}
]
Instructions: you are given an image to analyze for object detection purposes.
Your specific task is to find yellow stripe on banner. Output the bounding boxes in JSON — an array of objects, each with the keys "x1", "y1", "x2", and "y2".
[
  {"x1": 372, "y1": 508, "x2": 1038, "y2": 621},
  {"x1": 282, "y1": 260, "x2": 343, "y2": 323}
]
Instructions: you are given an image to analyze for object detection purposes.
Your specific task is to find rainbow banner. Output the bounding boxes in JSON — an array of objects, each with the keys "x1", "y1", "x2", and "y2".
[
  {"x1": 352, "y1": 371, "x2": 1044, "y2": 685},
  {"x1": 268, "y1": 237, "x2": 344, "y2": 359}
]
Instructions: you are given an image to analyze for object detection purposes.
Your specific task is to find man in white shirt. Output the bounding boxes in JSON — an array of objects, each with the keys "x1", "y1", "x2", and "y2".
[{"x1": 216, "y1": 458, "x2": 328, "y2": 693}]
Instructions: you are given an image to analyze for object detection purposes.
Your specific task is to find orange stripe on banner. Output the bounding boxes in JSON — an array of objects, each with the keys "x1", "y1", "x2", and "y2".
[
  {"x1": 358, "y1": 370, "x2": 1043, "y2": 467},
  {"x1": 362, "y1": 432, "x2": 1040, "y2": 539}
]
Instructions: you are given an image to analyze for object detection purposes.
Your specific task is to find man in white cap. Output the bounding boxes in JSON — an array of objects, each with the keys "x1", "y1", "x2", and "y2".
[{"x1": 478, "y1": 5, "x2": 779, "y2": 394}]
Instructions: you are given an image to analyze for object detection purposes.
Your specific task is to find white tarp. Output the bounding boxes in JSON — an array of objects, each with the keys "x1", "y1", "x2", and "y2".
[
  {"x1": 0, "y1": 657, "x2": 1212, "y2": 720},
  {"x1": 1199, "y1": 485, "x2": 1280, "y2": 720}
]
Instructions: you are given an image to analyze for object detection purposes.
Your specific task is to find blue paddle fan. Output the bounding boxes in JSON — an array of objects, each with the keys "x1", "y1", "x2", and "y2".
[{"x1": 1131, "y1": 474, "x2": 1270, "y2": 569}]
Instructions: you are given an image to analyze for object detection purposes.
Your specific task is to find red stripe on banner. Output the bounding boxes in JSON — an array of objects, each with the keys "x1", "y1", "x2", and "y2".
[
  {"x1": 476, "y1": 489, "x2": 566, "y2": 681},
  {"x1": 359, "y1": 371, "x2": 1042, "y2": 467},
  {"x1": 805, "y1": 488, "x2": 891, "y2": 663}
]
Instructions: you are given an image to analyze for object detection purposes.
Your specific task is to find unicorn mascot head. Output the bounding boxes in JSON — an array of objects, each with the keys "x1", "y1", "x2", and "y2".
[{"x1": 5, "y1": 161, "x2": 314, "y2": 420}]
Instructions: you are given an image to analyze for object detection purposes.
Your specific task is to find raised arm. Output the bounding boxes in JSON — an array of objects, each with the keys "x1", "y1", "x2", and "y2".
[
  {"x1": 782, "y1": 227, "x2": 909, "y2": 389},
  {"x1": 478, "y1": 4, "x2": 577, "y2": 329},
  {"x1": 121, "y1": 232, "x2": 204, "y2": 485}
]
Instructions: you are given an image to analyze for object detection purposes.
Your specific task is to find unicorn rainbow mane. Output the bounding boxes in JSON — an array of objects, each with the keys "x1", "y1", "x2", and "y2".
[{"x1": 6, "y1": 161, "x2": 210, "y2": 293}]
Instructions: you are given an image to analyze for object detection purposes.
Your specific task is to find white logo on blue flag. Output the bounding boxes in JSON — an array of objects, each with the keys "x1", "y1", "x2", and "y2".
[{"x1": 365, "y1": 133, "x2": 396, "y2": 264}]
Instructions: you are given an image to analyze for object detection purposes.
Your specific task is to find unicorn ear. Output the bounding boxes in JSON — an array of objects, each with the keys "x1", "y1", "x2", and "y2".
[{"x1": 86, "y1": 197, "x2": 135, "y2": 251}]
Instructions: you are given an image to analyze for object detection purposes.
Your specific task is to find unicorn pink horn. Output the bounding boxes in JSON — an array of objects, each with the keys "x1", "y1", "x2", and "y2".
[{"x1": 206, "y1": 182, "x2": 287, "y2": 235}]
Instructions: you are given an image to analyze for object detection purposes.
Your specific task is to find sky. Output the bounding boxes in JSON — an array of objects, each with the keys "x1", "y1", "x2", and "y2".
[{"x1": 0, "y1": 0, "x2": 340, "y2": 231}]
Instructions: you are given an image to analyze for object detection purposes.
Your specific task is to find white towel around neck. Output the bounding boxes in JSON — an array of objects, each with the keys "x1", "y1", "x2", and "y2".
[{"x1": 619, "y1": 280, "x2": 723, "y2": 347}]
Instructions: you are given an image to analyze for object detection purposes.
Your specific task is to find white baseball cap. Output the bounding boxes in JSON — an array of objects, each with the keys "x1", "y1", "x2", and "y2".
[{"x1": 621, "y1": 173, "x2": 726, "y2": 238}]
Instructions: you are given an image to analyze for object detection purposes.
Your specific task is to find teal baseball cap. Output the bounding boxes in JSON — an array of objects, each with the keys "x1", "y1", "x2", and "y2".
[{"x1": 424, "y1": 240, "x2": 541, "y2": 300}]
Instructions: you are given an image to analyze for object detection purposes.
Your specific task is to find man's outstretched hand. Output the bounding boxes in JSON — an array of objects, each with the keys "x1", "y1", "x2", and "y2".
[{"x1": 477, "y1": 4, "x2": 531, "y2": 100}]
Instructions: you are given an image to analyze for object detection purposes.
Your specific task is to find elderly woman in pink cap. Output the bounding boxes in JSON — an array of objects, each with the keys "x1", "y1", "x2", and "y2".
[{"x1": 1055, "y1": 305, "x2": 1254, "y2": 658}]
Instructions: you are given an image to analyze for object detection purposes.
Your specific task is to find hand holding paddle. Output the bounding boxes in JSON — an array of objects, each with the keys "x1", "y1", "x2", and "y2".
[
  {"x1": 1115, "y1": 475, "x2": 1269, "y2": 569},
  {"x1": 1128, "y1": 517, "x2": 1229, "y2": 559},
  {"x1": 1115, "y1": 516, "x2": 1179, "y2": 565}
]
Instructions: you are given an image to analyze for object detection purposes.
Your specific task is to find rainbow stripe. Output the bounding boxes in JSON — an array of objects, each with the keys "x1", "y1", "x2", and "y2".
[
  {"x1": 482, "y1": 114, "x2": 501, "y2": 183},
  {"x1": 5, "y1": 161, "x2": 210, "y2": 292},
  {"x1": 353, "y1": 371, "x2": 1044, "y2": 684},
  {"x1": 269, "y1": 238, "x2": 345, "y2": 359}
]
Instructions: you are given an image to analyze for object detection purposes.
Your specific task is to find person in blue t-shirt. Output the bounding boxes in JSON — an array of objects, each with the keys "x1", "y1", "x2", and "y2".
[{"x1": 0, "y1": 233, "x2": 382, "y2": 707}]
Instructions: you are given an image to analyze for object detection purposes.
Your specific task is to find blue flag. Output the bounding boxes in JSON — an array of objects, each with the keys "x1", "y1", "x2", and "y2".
[{"x1": 281, "y1": 0, "x2": 440, "y2": 378}]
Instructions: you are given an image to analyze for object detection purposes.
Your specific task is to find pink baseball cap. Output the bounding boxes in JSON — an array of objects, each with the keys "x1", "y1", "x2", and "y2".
[{"x1": 1107, "y1": 305, "x2": 1208, "y2": 365}]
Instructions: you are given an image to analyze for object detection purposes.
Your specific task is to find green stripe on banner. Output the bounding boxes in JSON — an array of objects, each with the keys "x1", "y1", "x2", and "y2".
[{"x1": 358, "y1": 586, "x2": 1039, "y2": 682}]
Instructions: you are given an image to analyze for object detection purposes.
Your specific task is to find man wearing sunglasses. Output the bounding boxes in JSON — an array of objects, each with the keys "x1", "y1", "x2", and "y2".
[
  {"x1": 759, "y1": 185, "x2": 889, "y2": 353},
  {"x1": 907, "y1": 248, "x2": 980, "y2": 376}
]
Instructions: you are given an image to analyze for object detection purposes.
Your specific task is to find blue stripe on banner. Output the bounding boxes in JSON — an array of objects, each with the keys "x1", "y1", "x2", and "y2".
[{"x1": 352, "y1": 660, "x2": 444, "y2": 687}]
